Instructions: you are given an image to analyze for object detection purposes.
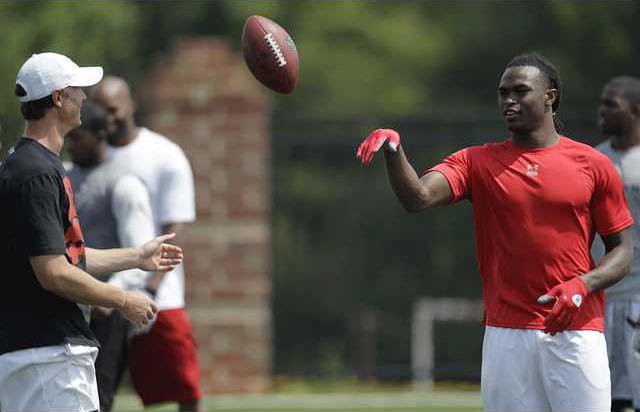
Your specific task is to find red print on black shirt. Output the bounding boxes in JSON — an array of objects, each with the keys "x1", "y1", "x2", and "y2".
[{"x1": 62, "y1": 177, "x2": 85, "y2": 266}]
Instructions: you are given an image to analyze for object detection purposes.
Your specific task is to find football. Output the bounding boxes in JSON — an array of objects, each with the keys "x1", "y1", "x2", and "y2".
[{"x1": 241, "y1": 15, "x2": 299, "y2": 94}]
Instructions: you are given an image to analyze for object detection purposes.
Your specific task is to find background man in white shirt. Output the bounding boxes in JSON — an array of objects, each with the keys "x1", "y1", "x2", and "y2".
[
  {"x1": 593, "y1": 76, "x2": 640, "y2": 412},
  {"x1": 66, "y1": 101, "x2": 157, "y2": 412},
  {"x1": 93, "y1": 76, "x2": 202, "y2": 412}
]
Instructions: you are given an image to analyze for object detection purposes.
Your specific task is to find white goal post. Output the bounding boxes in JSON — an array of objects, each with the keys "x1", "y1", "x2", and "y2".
[{"x1": 412, "y1": 297, "x2": 484, "y2": 389}]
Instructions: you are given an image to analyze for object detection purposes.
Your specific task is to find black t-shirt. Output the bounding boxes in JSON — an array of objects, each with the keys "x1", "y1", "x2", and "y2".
[{"x1": 0, "y1": 138, "x2": 97, "y2": 355}]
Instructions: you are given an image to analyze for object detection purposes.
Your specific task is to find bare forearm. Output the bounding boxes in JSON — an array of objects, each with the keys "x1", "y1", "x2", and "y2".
[
  {"x1": 583, "y1": 232, "x2": 633, "y2": 293},
  {"x1": 35, "y1": 257, "x2": 125, "y2": 308},
  {"x1": 384, "y1": 146, "x2": 431, "y2": 212},
  {"x1": 85, "y1": 247, "x2": 141, "y2": 276}
]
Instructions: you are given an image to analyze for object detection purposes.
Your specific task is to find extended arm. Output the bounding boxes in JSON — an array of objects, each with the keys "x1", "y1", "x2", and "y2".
[
  {"x1": 30, "y1": 254, "x2": 157, "y2": 326},
  {"x1": 384, "y1": 146, "x2": 453, "y2": 212},
  {"x1": 85, "y1": 233, "x2": 183, "y2": 277},
  {"x1": 357, "y1": 129, "x2": 452, "y2": 211},
  {"x1": 32, "y1": 254, "x2": 127, "y2": 307},
  {"x1": 85, "y1": 246, "x2": 143, "y2": 277}
]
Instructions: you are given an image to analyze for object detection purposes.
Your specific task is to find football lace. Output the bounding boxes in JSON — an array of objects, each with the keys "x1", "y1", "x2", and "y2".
[{"x1": 264, "y1": 32, "x2": 287, "y2": 67}]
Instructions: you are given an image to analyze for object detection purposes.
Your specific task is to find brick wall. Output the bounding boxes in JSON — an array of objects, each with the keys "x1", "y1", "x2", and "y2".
[{"x1": 138, "y1": 38, "x2": 271, "y2": 393}]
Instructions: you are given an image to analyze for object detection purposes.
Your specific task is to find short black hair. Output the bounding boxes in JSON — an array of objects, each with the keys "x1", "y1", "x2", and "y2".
[
  {"x1": 15, "y1": 84, "x2": 55, "y2": 121},
  {"x1": 506, "y1": 52, "x2": 562, "y2": 114},
  {"x1": 77, "y1": 101, "x2": 108, "y2": 135},
  {"x1": 606, "y1": 76, "x2": 640, "y2": 106}
]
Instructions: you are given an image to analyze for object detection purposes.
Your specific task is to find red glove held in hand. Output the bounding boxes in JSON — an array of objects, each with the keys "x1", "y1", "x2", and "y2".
[
  {"x1": 356, "y1": 129, "x2": 400, "y2": 165},
  {"x1": 537, "y1": 276, "x2": 589, "y2": 335}
]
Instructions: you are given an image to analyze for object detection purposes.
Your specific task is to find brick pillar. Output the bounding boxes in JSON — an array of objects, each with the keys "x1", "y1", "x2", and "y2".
[{"x1": 138, "y1": 38, "x2": 271, "y2": 393}]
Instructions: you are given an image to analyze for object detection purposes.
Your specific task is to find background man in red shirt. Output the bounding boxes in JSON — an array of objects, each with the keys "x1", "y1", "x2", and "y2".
[{"x1": 357, "y1": 52, "x2": 634, "y2": 412}]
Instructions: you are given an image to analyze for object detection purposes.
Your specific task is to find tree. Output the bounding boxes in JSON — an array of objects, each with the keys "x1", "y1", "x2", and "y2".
[{"x1": 0, "y1": 3, "x2": 139, "y2": 151}]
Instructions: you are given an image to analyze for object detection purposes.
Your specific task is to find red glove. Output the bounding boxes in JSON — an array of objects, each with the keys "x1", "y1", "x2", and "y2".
[
  {"x1": 537, "y1": 276, "x2": 589, "y2": 335},
  {"x1": 356, "y1": 129, "x2": 400, "y2": 165}
]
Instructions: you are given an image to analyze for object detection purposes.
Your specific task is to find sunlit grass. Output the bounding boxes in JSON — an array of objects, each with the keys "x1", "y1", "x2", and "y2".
[{"x1": 113, "y1": 389, "x2": 482, "y2": 412}]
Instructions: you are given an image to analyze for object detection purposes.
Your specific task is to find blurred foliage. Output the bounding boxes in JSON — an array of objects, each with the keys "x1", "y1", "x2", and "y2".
[
  {"x1": 0, "y1": 3, "x2": 139, "y2": 150},
  {"x1": 3, "y1": 3, "x2": 640, "y2": 146},
  {"x1": 2, "y1": 2, "x2": 640, "y2": 380}
]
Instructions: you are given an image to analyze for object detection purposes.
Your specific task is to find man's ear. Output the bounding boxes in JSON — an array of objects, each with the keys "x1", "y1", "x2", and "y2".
[
  {"x1": 52, "y1": 90, "x2": 64, "y2": 109},
  {"x1": 546, "y1": 89, "x2": 558, "y2": 110}
]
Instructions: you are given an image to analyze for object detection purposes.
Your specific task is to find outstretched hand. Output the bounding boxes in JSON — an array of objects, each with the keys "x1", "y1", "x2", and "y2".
[
  {"x1": 356, "y1": 129, "x2": 400, "y2": 165},
  {"x1": 139, "y1": 233, "x2": 183, "y2": 272},
  {"x1": 537, "y1": 276, "x2": 588, "y2": 335}
]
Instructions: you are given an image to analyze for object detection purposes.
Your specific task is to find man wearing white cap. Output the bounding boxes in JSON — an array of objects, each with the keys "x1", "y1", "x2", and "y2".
[{"x1": 0, "y1": 52, "x2": 184, "y2": 412}]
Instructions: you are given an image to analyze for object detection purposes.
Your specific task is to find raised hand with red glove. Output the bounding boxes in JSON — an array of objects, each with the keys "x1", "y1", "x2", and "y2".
[
  {"x1": 537, "y1": 275, "x2": 589, "y2": 335},
  {"x1": 356, "y1": 128, "x2": 400, "y2": 165}
]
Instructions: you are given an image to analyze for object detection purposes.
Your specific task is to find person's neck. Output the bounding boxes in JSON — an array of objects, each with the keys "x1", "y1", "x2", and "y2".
[
  {"x1": 79, "y1": 151, "x2": 107, "y2": 169},
  {"x1": 112, "y1": 123, "x2": 140, "y2": 147},
  {"x1": 511, "y1": 119, "x2": 559, "y2": 149},
  {"x1": 610, "y1": 128, "x2": 640, "y2": 151},
  {"x1": 23, "y1": 116, "x2": 66, "y2": 156}
]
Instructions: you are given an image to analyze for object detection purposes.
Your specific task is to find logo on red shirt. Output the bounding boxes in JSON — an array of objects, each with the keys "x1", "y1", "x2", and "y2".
[{"x1": 572, "y1": 294, "x2": 583, "y2": 308}]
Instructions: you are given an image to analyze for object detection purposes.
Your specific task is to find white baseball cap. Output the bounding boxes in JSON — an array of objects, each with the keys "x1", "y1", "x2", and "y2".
[{"x1": 16, "y1": 52, "x2": 103, "y2": 102}]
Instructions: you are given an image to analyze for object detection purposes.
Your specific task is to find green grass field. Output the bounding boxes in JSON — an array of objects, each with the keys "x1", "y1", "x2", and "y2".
[{"x1": 113, "y1": 391, "x2": 483, "y2": 412}]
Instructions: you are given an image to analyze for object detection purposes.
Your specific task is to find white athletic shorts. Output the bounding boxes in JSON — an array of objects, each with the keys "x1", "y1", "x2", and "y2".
[
  {"x1": 0, "y1": 344, "x2": 99, "y2": 412},
  {"x1": 481, "y1": 326, "x2": 610, "y2": 412},
  {"x1": 605, "y1": 299, "x2": 640, "y2": 407}
]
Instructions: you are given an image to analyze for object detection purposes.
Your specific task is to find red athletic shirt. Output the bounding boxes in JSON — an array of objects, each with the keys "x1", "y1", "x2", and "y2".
[{"x1": 428, "y1": 136, "x2": 633, "y2": 331}]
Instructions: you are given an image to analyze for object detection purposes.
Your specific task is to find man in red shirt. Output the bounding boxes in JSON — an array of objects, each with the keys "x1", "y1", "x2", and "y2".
[{"x1": 357, "y1": 52, "x2": 634, "y2": 412}]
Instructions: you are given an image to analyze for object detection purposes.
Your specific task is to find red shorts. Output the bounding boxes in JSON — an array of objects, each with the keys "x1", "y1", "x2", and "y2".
[{"x1": 128, "y1": 308, "x2": 202, "y2": 405}]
